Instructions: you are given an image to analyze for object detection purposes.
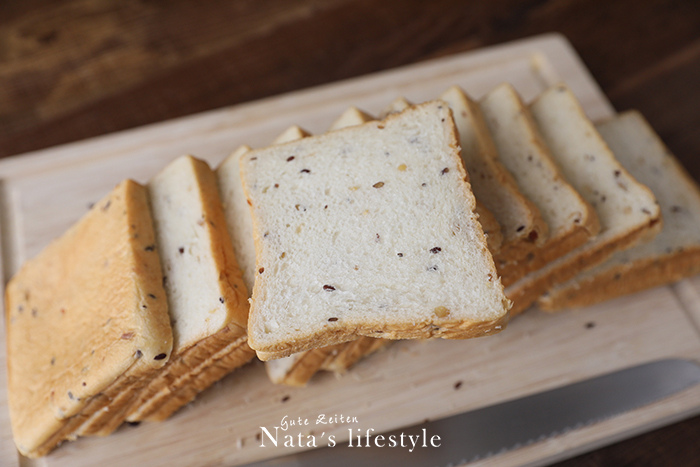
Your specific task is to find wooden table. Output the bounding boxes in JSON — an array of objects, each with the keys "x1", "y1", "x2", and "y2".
[{"x1": 1, "y1": 1, "x2": 698, "y2": 465}]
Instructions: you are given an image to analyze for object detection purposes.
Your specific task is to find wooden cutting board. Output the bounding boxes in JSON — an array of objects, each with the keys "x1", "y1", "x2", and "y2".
[{"x1": 2, "y1": 33, "x2": 700, "y2": 467}]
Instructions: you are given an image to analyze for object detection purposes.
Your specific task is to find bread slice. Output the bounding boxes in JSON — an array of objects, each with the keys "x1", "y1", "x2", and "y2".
[
  {"x1": 218, "y1": 125, "x2": 338, "y2": 382},
  {"x1": 505, "y1": 85, "x2": 661, "y2": 315},
  {"x1": 241, "y1": 100, "x2": 510, "y2": 358},
  {"x1": 5, "y1": 180, "x2": 172, "y2": 457},
  {"x1": 118, "y1": 155, "x2": 253, "y2": 425},
  {"x1": 441, "y1": 86, "x2": 547, "y2": 263},
  {"x1": 479, "y1": 83, "x2": 599, "y2": 286},
  {"x1": 380, "y1": 96, "x2": 504, "y2": 253},
  {"x1": 539, "y1": 111, "x2": 700, "y2": 309}
]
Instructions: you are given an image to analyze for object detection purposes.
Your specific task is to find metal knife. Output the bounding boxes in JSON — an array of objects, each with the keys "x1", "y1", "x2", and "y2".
[{"x1": 245, "y1": 358, "x2": 700, "y2": 467}]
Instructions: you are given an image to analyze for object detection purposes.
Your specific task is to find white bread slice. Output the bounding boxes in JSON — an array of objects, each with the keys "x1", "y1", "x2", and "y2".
[
  {"x1": 241, "y1": 100, "x2": 510, "y2": 358},
  {"x1": 441, "y1": 86, "x2": 548, "y2": 263},
  {"x1": 479, "y1": 83, "x2": 599, "y2": 286},
  {"x1": 505, "y1": 85, "x2": 661, "y2": 315},
  {"x1": 5, "y1": 180, "x2": 172, "y2": 457},
  {"x1": 118, "y1": 156, "x2": 253, "y2": 425},
  {"x1": 539, "y1": 111, "x2": 700, "y2": 309}
]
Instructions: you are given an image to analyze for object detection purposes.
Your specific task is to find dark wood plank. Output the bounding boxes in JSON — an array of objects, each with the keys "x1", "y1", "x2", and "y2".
[{"x1": 1, "y1": 1, "x2": 699, "y2": 465}]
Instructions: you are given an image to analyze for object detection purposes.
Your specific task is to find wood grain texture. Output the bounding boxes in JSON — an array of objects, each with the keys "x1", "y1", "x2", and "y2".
[{"x1": 0, "y1": 1, "x2": 699, "y2": 465}]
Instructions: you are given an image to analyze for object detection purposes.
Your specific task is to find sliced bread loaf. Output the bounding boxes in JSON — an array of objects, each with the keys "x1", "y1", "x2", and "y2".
[
  {"x1": 479, "y1": 83, "x2": 599, "y2": 286},
  {"x1": 119, "y1": 155, "x2": 253, "y2": 425},
  {"x1": 539, "y1": 111, "x2": 700, "y2": 309},
  {"x1": 240, "y1": 100, "x2": 511, "y2": 358},
  {"x1": 505, "y1": 85, "x2": 661, "y2": 315},
  {"x1": 441, "y1": 85, "x2": 547, "y2": 263},
  {"x1": 5, "y1": 180, "x2": 172, "y2": 457}
]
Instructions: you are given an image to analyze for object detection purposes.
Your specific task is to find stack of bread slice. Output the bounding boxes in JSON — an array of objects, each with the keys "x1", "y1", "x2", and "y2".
[
  {"x1": 259, "y1": 83, "x2": 698, "y2": 387},
  {"x1": 6, "y1": 181, "x2": 173, "y2": 457},
  {"x1": 7, "y1": 75, "x2": 699, "y2": 458},
  {"x1": 6, "y1": 156, "x2": 257, "y2": 456},
  {"x1": 539, "y1": 111, "x2": 700, "y2": 309}
]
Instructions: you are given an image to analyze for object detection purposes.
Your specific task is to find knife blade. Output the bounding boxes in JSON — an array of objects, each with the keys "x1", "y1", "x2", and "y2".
[{"x1": 245, "y1": 358, "x2": 700, "y2": 467}]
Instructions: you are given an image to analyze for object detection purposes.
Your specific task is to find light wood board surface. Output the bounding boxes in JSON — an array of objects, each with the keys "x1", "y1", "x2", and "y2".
[{"x1": 1, "y1": 34, "x2": 699, "y2": 467}]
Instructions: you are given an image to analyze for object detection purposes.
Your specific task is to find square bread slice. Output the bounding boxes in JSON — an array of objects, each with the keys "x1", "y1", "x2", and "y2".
[
  {"x1": 118, "y1": 155, "x2": 253, "y2": 425},
  {"x1": 441, "y1": 86, "x2": 548, "y2": 262},
  {"x1": 479, "y1": 83, "x2": 599, "y2": 286},
  {"x1": 379, "y1": 96, "x2": 504, "y2": 253},
  {"x1": 5, "y1": 180, "x2": 172, "y2": 458},
  {"x1": 240, "y1": 100, "x2": 511, "y2": 359},
  {"x1": 539, "y1": 111, "x2": 700, "y2": 309},
  {"x1": 505, "y1": 85, "x2": 662, "y2": 315}
]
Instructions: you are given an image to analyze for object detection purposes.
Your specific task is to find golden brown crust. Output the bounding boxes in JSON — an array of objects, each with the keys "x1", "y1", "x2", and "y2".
[
  {"x1": 506, "y1": 216, "x2": 662, "y2": 316},
  {"x1": 125, "y1": 327, "x2": 253, "y2": 423},
  {"x1": 322, "y1": 337, "x2": 390, "y2": 373},
  {"x1": 143, "y1": 339, "x2": 255, "y2": 422},
  {"x1": 538, "y1": 248, "x2": 700, "y2": 310},
  {"x1": 191, "y1": 156, "x2": 250, "y2": 333},
  {"x1": 475, "y1": 201, "x2": 504, "y2": 254},
  {"x1": 276, "y1": 346, "x2": 342, "y2": 387},
  {"x1": 498, "y1": 217, "x2": 599, "y2": 287},
  {"x1": 5, "y1": 180, "x2": 172, "y2": 457}
]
